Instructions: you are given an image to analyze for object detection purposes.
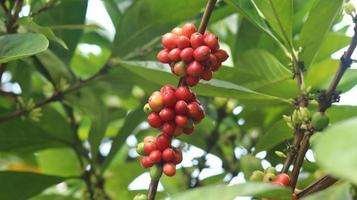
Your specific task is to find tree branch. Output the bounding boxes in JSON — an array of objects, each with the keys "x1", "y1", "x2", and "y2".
[
  {"x1": 296, "y1": 175, "x2": 338, "y2": 198},
  {"x1": 148, "y1": 178, "x2": 160, "y2": 200},
  {"x1": 281, "y1": 128, "x2": 303, "y2": 173}
]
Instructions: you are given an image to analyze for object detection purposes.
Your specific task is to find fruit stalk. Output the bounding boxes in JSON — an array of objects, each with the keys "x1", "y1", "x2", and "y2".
[{"x1": 297, "y1": 175, "x2": 337, "y2": 198}]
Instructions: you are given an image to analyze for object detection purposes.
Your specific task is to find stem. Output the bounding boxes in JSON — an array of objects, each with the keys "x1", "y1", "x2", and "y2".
[
  {"x1": 148, "y1": 179, "x2": 160, "y2": 200},
  {"x1": 297, "y1": 175, "x2": 338, "y2": 198},
  {"x1": 281, "y1": 129, "x2": 303, "y2": 173}
]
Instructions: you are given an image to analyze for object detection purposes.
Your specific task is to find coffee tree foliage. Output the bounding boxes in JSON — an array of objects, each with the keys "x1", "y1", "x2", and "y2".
[{"x1": 0, "y1": 0, "x2": 357, "y2": 200}]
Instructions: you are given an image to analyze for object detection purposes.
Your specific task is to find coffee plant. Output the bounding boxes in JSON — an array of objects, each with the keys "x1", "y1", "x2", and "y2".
[{"x1": 0, "y1": 0, "x2": 357, "y2": 200}]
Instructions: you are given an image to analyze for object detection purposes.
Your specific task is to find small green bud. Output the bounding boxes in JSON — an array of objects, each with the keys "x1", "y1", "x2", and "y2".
[
  {"x1": 150, "y1": 164, "x2": 162, "y2": 181},
  {"x1": 263, "y1": 172, "x2": 276, "y2": 182},
  {"x1": 311, "y1": 112, "x2": 329, "y2": 131},
  {"x1": 292, "y1": 109, "x2": 300, "y2": 125},
  {"x1": 143, "y1": 103, "x2": 152, "y2": 114},
  {"x1": 264, "y1": 167, "x2": 277, "y2": 175},
  {"x1": 299, "y1": 107, "x2": 311, "y2": 122},
  {"x1": 133, "y1": 193, "x2": 148, "y2": 200},
  {"x1": 249, "y1": 170, "x2": 264, "y2": 182},
  {"x1": 283, "y1": 115, "x2": 292, "y2": 123},
  {"x1": 136, "y1": 142, "x2": 146, "y2": 156},
  {"x1": 275, "y1": 151, "x2": 287, "y2": 158}
]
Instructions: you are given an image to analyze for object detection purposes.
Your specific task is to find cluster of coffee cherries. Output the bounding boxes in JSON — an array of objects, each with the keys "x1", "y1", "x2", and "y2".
[
  {"x1": 250, "y1": 167, "x2": 297, "y2": 200},
  {"x1": 157, "y1": 23, "x2": 228, "y2": 86}
]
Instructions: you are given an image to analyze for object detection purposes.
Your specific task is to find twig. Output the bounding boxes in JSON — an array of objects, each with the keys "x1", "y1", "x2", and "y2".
[
  {"x1": 281, "y1": 129, "x2": 303, "y2": 173},
  {"x1": 296, "y1": 175, "x2": 338, "y2": 198},
  {"x1": 148, "y1": 179, "x2": 160, "y2": 200}
]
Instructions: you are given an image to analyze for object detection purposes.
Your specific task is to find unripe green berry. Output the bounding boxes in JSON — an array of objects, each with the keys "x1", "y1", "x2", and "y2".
[
  {"x1": 143, "y1": 103, "x2": 152, "y2": 114},
  {"x1": 249, "y1": 170, "x2": 264, "y2": 182},
  {"x1": 136, "y1": 142, "x2": 146, "y2": 156},
  {"x1": 311, "y1": 112, "x2": 329, "y2": 131},
  {"x1": 263, "y1": 172, "x2": 276, "y2": 182},
  {"x1": 133, "y1": 193, "x2": 148, "y2": 200},
  {"x1": 150, "y1": 164, "x2": 163, "y2": 181},
  {"x1": 264, "y1": 167, "x2": 277, "y2": 175}
]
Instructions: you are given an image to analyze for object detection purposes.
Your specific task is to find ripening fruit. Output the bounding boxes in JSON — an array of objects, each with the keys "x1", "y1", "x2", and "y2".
[
  {"x1": 156, "y1": 134, "x2": 171, "y2": 151},
  {"x1": 157, "y1": 49, "x2": 171, "y2": 63},
  {"x1": 204, "y1": 33, "x2": 219, "y2": 50},
  {"x1": 311, "y1": 112, "x2": 329, "y2": 131},
  {"x1": 274, "y1": 173, "x2": 290, "y2": 186},
  {"x1": 150, "y1": 164, "x2": 163, "y2": 181},
  {"x1": 168, "y1": 48, "x2": 181, "y2": 62},
  {"x1": 175, "y1": 100, "x2": 188, "y2": 115},
  {"x1": 173, "y1": 61, "x2": 187, "y2": 77},
  {"x1": 173, "y1": 149, "x2": 183, "y2": 164},
  {"x1": 162, "y1": 122, "x2": 176, "y2": 135},
  {"x1": 149, "y1": 150, "x2": 162, "y2": 164},
  {"x1": 187, "y1": 61, "x2": 203, "y2": 77},
  {"x1": 172, "y1": 27, "x2": 182, "y2": 35},
  {"x1": 175, "y1": 86, "x2": 191, "y2": 102},
  {"x1": 144, "y1": 136, "x2": 156, "y2": 143},
  {"x1": 159, "y1": 107, "x2": 175, "y2": 122},
  {"x1": 193, "y1": 107, "x2": 205, "y2": 123},
  {"x1": 136, "y1": 142, "x2": 146, "y2": 156},
  {"x1": 207, "y1": 54, "x2": 219, "y2": 68},
  {"x1": 187, "y1": 102, "x2": 200, "y2": 118},
  {"x1": 141, "y1": 156, "x2": 154, "y2": 168},
  {"x1": 183, "y1": 126, "x2": 194, "y2": 135},
  {"x1": 180, "y1": 47, "x2": 194, "y2": 62},
  {"x1": 201, "y1": 69, "x2": 213, "y2": 81},
  {"x1": 162, "y1": 33, "x2": 178, "y2": 50},
  {"x1": 214, "y1": 49, "x2": 229, "y2": 62},
  {"x1": 162, "y1": 88, "x2": 177, "y2": 107},
  {"x1": 172, "y1": 126, "x2": 183, "y2": 137},
  {"x1": 148, "y1": 92, "x2": 163, "y2": 112},
  {"x1": 143, "y1": 103, "x2": 152, "y2": 114},
  {"x1": 177, "y1": 35, "x2": 190, "y2": 49},
  {"x1": 133, "y1": 193, "x2": 148, "y2": 200},
  {"x1": 193, "y1": 46, "x2": 211, "y2": 61},
  {"x1": 175, "y1": 115, "x2": 189, "y2": 127},
  {"x1": 264, "y1": 167, "x2": 277, "y2": 175},
  {"x1": 263, "y1": 173, "x2": 276, "y2": 182},
  {"x1": 160, "y1": 84, "x2": 175, "y2": 93},
  {"x1": 186, "y1": 76, "x2": 199, "y2": 86},
  {"x1": 190, "y1": 33, "x2": 204, "y2": 49},
  {"x1": 162, "y1": 148, "x2": 175, "y2": 161},
  {"x1": 249, "y1": 170, "x2": 264, "y2": 182},
  {"x1": 182, "y1": 23, "x2": 196, "y2": 38},
  {"x1": 147, "y1": 112, "x2": 162, "y2": 128},
  {"x1": 163, "y1": 162, "x2": 176, "y2": 176},
  {"x1": 144, "y1": 141, "x2": 158, "y2": 155}
]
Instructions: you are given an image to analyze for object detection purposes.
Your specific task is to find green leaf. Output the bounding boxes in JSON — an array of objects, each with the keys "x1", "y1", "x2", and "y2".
[
  {"x1": 299, "y1": 0, "x2": 343, "y2": 67},
  {"x1": 314, "y1": 32, "x2": 351, "y2": 62},
  {"x1": 0, "y1": 33, "x2": 48, "y2": 63},
  {"x1": 253, "y1": 0, "x2": 293, "y2": 46},
  {"x1": 170, "y1": 182, "x2": 291, "y2": 200},
  {"x1": 313, "y1": 117, "x2": 357, "y2": 185},
  {"x1": 240, "y1": 154, "x2": 263, "y2": 179},
  {"x1": 255, "y1": 120, "x2": 291, "y2": 152},
  {"x1": 112, "y1": 0, "x2": 205, "y2": 57},
  {"x1": 302, "y1": 183, "x2": 352, "y2": 200},
  {"x1": 18, "y1": 17, "x2": 68, "y2": 49},
  {"x1": 103, "y1": 0, "x2": 122, "y2": 28},
  {"x1": 0, "y1": 171, "x2": 65, "y2": 200}
]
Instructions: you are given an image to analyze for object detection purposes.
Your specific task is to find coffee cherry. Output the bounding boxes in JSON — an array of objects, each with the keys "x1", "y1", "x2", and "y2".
[
  {"x1": 150, "y1": 164, "x2": 163, "y2": 181},
  {"x1": 175, "y1": 86, "x2": 191, "y2": 102},
  {"x1": 182, "y1": 23, "x2": 196, "y2": 38},
  {"x1": 157, "y1": 49, "x2": 171, "y2": 63},
  {"x1": 177, "y1": 35, "x2": 190, "y2": 49},
  {"x1": 143, "y1": 103, "x2": 152, "y2": 114},
  {"x1": 136, "y1": 142, "x2": 146, "y2": 156},
  {"x1": 180, "y1": 47, "x2": 194, "y2": 62},
  {"x1": 190, "y1": 32, "x2": 204, "y2": 49},
  {"x1": 147, "y1": 112, "x2": 162, "y2": 128},
  {"x1": 187, "y1": 61, "x2": 203, "y2": 77},
  {"x1": 274, "y1": 173, "x2": 290, "y2": 186},
  {"x1": 148, "y1": 91, "x2": 163, "y2": 112},
  {"x1": 207, "y1": 54, "x2": 219, "y2": 68},
  {"x1": 214, "y1": 49, "x2": 229, "y2": 62},
  {"x1": 186, "y1": 76, "x2": 199, "y2": 86},
  {"x1": 175, "y1": 100, "x2": 188, "y2": 115},
  {"x1": 168, "y1": 48, "x2": 181, "y2": 62},
  {"x1": 162, "y1": 89, "x2": 177, "y2": 107},
  {"x1": 149, "y1": 150, "x2": 162, "y2": 164},
  {"x1": 211, "y1": 60, "x2": 221, "y2": 71},
  {"x1": 160, "y1": 84, "x2": 175, "y2": 93},
  {"x1": 162, "y1": 148, "x2": 175, "y2": 161},
  {"x1": 162, "y1": 122, "x2": 176, "y2": 136},
  {"x1": 193, "y1": 46, "x2": 211, "y2": 61},
  {"x1": 163, "y1": 162, "x2": 176, "y2": 176},
  {"x1": 156, "y1": 134, "x2": 171, "y2": 151},
  {"x1": 311, "y1": 112, "x2": 329, "y2": 131},
  {"x1": 201, "y1": 69, "x2": 213, "y2": 81},
  {"x1": 264, "y1": 167, "x2": 277, "y2": 175},
  {"x1": 173, "y1": 149, "x2": 183, "y2": 164},
  {"x1": 175, "y1": 115, "x2": 189, "y2": 127},
  {"x1": 159, "y1": 107, "x2": 175, "y2": 122},
  {"x1": 249, "y1": 170, "x2": 264, "y2": 182},
  {"x1": 204, "y1": 33, "x2": 219, "y2": 50},
  {"x1": 144, "y1": 141, "x2": 158, "y2": 154},
  {"x1": 162, "y1": 33, "x2": 178, "y2": 50},
  {"x1": 183, "y1": 126, "x2": 194, "y2": 135},
  {"x1": 144, "y1": 136, "x2": 156, "y2": 143},
  {"x1": 193, "y1": 108, "x2": 205, "y2": 123},
  {"x1": 172, "y1": 126, "x2": 183, "y2": 137},
  {"x1": 263, "y1": 173, "x2": 276, "y2": 182},
  {"x1": 133, "y1": 193, "x2": 148, "y2": 200},
  {"x1": 187, "y1": 102, "x2": 200, "y2": 118},
  {"x1": 141, "y1": 156, "x2": 154, "y2": 168},
  {"x1": 172, "y1": 61, "x2": 187, "y2": 77}
]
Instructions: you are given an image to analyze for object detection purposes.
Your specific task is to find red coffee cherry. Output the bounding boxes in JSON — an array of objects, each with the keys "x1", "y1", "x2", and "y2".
[
  {"x1": 162, "y1": 33, "x2": 178, "y2": 50},
  {"x1": 214, "y1": 49, "x2": 229, "y2": 62},
  {"x1": 183, "y1": 126, "x2": 194, "y2": 135},
  {"x1": 211, "y1": 60, "x2": 222, "y2": 71},
  {"x1": 141, "y1": 156, "x2": 154, "y2": 168},
  {"x1": 175, "y1": 100, "x2": 188, "y2": 115},
  {"x1": 175, "y1": 86, "x2": 191, "y2": 102},
  {"x1": 157, "y1": 49, "x2": 171, "y2": 63},
  {"x1": 144, "y1": 136, "x2": 156, "y2": 144},
  {"x1": 180, "y1": 47, "x2": 194, "y2": 62},
  {"x1": 190, "y1": 33, "x2": 204, "y2": 49},
  {"x1": 182, "y1": 23, "x2": 196, "y2": 38},
  {"x1": 172, "y1": 126, "x2": 183, "y2": 137},
  {"x1": 162, "y1": 122, "x2": 176, "y2": 136},
  {"x1": 159, "y1": 107, "x2": 175, "y2": 122},
  {"x1": 162, "y1": 148, "x2": 175, "y2": 161},
  {"x1": 186, "y1": 76, "x2": 199, "y2": 87},
  {"x1": 156, "y1": 134, "x2": 171, "y2": 151},
  {"x1": 193, "y1": 107, "x2": 205, "y2": 123},
  {"x1": 168, "y1": 48, "x2": 181, "y2": 62},
  {"x1": 207, "y1": 54, "x2": 219, "y2": 68},
  {"x1": 149, "y1": 150, "x2": 162, "y2": 164},
  {"x1": 187, "y1": 102, "x2": 200, "y2": 118},
  {"x1": 204, "y1": 33, "x2": 219, "y2": 50},
  {"x1": 273, "y1": 173, "x2": 290, "y2": 186},
  {"x1": 160, "y1": 84, "x2": 175, "y2": 93},
  {"x1": 193, "y1": 46, "x2": 211, "y2": 61},
  {"x1": 201, "y1": 69, "x2": 213, "y2": 81},
  {"x1": 172, "y1": 61, "x2": 187, "y2": 77},
  {"x1": 173, "y1": 149, "x2": 183, "y2": 164},
  {"x1": 163, "y1": 162, "x2": 176, "y2": 176},
  {"x1": 177, "y1": 35, "x2": 190, "y2": 49},
  {"x1": 148, "y1": 91, "x2": 164, "y2": 112},
  {"x1": 187, "y1": 61, "x2": 203, "y2": 77},
  {"x1": 175, "y1": 115, "x2": 189, "y2": 127},
  {"x1": 171, "y1": 27, "x2": 182, "y2": 36},
  {"x1": 147, "y1": 112, "x2": 162, "y2": 128},
  {"x1": 162, "y1": 89, "x2": 177, "y2": 107},
  {"x1": 144, "y1": 141, "x2": 158, "y2": 155}
]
